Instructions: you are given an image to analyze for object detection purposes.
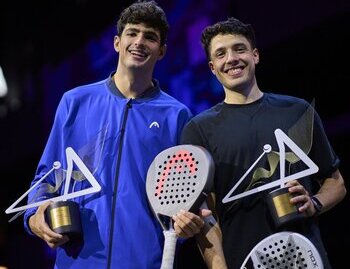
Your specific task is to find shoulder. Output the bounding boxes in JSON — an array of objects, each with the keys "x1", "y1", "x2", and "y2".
[
  {"x1": 188, "y1": 103, "x2": 224, "y2": 124},
  {"x1": 264, "y1": 93, "x2": 309, "y2": 105},
  {"x1": 264, "y1": 92, "x2": 309, "y2": 107},
  {"x1": 264, "y1": 93, "x2": 313, "y2": 111},
  {"x1": 157, "y1": 90, "x2": 192, "y2": 113},
  {"x1": 62, "y1": 78, "x2": 108, "y2": 101}
]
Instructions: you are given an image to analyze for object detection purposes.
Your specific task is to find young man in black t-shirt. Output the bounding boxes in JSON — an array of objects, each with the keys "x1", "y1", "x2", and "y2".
[{"x1": 181, "y1": 17, "x2": 346, "y2": 269}]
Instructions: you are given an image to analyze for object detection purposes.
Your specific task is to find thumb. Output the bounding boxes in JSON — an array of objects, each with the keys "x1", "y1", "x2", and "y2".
[{"x1": 199, "y1": 208, "x2": 212, "y2": 218}]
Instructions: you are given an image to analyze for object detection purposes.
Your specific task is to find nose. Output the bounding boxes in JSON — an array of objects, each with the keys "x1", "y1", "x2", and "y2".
[
  {"x1": 134, "y1": 34, "x2": 146, "y2": 46},
  {"x1": 226, "y1": 50, "x2": 239, "y2": 64}
]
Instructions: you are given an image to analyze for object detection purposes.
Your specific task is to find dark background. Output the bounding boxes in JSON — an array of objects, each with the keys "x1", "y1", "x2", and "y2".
[{"x1": 1, "y1": 0, "x2": 349, "y2": 268}]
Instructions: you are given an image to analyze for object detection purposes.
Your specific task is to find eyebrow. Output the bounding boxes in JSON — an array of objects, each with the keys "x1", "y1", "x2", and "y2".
[
  {"x1": 124, "y1": 27, "x2": 160, "y2": 39},
  {"x1": 212, "y1": 42, "x2": 248, "y2": 53}
]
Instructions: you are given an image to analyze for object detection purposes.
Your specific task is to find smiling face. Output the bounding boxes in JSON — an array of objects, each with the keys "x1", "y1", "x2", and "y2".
[
  {"x1": 114, "y1": 23, "x2": 166, "y2": 73},
  {"x1": 208, "y1": 34, "x2": 259, "y2": 94}
]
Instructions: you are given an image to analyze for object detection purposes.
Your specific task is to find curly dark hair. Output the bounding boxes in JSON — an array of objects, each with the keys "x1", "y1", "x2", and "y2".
[
  {"x1": 117, "y1": 0, "x2": 169, "y2": 46},
  {"x1": 201, "y1": 17, "x2": 256, "y2": 60}
]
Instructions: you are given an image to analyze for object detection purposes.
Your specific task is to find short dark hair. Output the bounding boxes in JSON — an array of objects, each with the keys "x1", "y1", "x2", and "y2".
[
  {"x1": 117, "y1": 0, "x2": 169, "y2": 46},
  {"x1": 201, "y1": 17, "x2": 256, "y2": 60}
]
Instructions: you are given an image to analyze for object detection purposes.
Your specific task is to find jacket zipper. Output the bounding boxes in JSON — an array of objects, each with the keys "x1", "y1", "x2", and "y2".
[{"x1": 106, "y1": 99, "x2": 132, "y2": 269}]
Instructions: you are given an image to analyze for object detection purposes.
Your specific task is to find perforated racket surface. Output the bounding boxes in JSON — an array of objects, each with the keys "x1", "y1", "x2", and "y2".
[
  {"x1": 146, "y1": 144, "x2": 214, "y2": 269},
  {"x1": 240, "y1": 232, "x2": 324, "y2": 269}
]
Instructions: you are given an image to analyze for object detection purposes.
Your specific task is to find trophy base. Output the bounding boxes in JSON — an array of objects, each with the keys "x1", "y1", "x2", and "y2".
[
  {"x1": 45, "y1": 201, "x2": 82, "y2": 240},
  {"x1": 267, "y1": 187, "x2": 304, "y2": 228}
]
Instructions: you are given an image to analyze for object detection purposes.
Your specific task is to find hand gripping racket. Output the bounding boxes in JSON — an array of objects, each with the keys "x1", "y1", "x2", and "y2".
[
  {"x1": 240, "y1": 232, "x2": 324, "y2": 269},
  {"x1": 146, "y1": 144, "x2": 214, "y2": 269}
]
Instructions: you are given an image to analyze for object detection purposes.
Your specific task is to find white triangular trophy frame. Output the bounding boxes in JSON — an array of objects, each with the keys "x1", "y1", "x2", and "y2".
[
  {"x1": 222, "y1": 128, "x2": 319, "y2": 203},
  {"x1": 5, "y1": 147, "x2": 101, "y2": 214}
]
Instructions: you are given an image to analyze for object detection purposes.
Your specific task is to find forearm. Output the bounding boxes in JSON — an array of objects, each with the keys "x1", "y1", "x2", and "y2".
[
  {"x1": 313, "y1": 169, "x2": 346, "y2": 214},
  {"x1": 196, "y1": 218, "x2": 227, "y2": 269}
]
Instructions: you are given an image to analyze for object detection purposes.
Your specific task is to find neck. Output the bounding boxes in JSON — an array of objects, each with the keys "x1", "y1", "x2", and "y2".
[
  {"x1": 114, "y1": 68, "x2": 154, "y2": 98},
  {"x1": 224, "y1": 79, "x2": 263, "y2": 104}
]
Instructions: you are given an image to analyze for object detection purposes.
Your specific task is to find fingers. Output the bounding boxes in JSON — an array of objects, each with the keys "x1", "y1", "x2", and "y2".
[
  {"x1": 199, "y1": 208, "x2": 212, "y2": 218},
  {"x1": 172, "y1": 210, "x2": 205, "y2": 238},
  {"x1": 41, "y1": 223, "x2": 67, "y2": 247},
  {"x1": 29, "y1": 201, "x2": 70, "y2": 248},
  {"x1": 46, "y1": 235, "x2": 70, "y2": 249},
  {"x1": 285, "y1": 179, "x2": 299, "y2": 188},
  {"x1": 40, "y1": 220, "x2": 69, "y2": 248},
  {"x1": 286, "y1": 181, "x2": 315, "y2": 217},
  {"x1": 38, "y1": 201, "x2": 53, "y2": 213},
  {"x1": 288, "y1": 184, "x2": 309, "y2": 197},
  {"x1": 290, "y1": 193, "x2": 312, "y2": 214}
]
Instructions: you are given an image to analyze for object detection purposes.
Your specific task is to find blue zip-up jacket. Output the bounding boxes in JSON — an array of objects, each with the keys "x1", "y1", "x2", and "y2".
[{"x1": 23, "y1": 74, "x2": 192, "y2": 269}]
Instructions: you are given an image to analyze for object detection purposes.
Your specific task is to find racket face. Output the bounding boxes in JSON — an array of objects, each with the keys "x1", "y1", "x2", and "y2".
[
  {"x1": 146, "y1": 145, "x2": 214, "y2": 218},
  {"x1": 241, "y1": 232, "x2": 323, "y2": 269}
]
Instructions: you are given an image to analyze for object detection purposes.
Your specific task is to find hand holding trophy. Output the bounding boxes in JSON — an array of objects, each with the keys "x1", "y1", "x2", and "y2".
[
  {"x1": 222, "y1": 128, "x2": 319, "y2": 228},
  {"x1": 5, "y1": 147, "x2": 101, "y2": 244}
]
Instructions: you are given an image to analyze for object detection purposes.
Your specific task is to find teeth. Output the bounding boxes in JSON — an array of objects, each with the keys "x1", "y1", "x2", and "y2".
[
  {"x1": 227, "y1": 68, "x2": 242, "y2": 75},
  {"x1": 130, "y1": 50, "x2": 147, "y2": 57}
]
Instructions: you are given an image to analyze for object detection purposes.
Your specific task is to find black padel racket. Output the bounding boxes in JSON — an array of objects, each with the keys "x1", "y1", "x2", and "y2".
[
  {"x1": 146, "y1": 144, "x2": 214, "y2": 269},
  {"x1": 240, "y1": 232, "x2": 324, "y2": 269}
]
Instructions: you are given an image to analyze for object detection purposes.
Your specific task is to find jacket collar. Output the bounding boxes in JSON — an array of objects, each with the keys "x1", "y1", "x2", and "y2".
[{"x1": 107, "y1": 71, "x2": 160, "y2": 101}]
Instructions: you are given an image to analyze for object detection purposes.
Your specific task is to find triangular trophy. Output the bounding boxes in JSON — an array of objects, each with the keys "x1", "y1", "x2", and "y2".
[
  {"x1": 222, "y1": 128, "x2": 319, "y2": 203},
  {"x1": 6, "y1": 147, "x2": 101, "y2": 214},
  {"x1": 5, "y1": 147, "x2": 101, "y2": 240}
]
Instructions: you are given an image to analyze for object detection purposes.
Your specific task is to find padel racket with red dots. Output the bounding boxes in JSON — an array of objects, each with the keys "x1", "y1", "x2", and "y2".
[
  {"x1": 146, "y1": 144, "x2": 214, "y2": 269},
  {"x1": 240, "y1": 232, "x2": 324, "y2": 269}
]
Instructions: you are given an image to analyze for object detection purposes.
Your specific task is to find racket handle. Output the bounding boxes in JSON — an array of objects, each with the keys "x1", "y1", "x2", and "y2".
[{"x1": 161, "y1": 230, "x2": 177, "y2": 269}]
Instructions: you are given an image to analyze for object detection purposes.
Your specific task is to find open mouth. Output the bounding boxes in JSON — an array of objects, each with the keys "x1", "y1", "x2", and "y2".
[
  {"x1": 226, "y1": 66, "x2": 244, "y2": 76},
  {"x1": 129, "y1": 49, "x2": 149, "y2": 59}
]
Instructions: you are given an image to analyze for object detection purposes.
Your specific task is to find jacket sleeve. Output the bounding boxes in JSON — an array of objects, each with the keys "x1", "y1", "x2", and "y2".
[{"x1": 23, "y1": 94, "x2": 69, "y2": 235}]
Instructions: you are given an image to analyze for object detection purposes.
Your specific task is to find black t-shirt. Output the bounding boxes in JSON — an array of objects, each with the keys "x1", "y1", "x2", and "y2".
[{"x1": 181, "y1": 93, "x2": 339, "y2": 269}]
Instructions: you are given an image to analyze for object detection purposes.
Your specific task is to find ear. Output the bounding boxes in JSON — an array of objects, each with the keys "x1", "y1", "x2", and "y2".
[
  {"x1": 253, "y1": 48, "x2": 259, "y2": 64},
  {"x1": 114, "y1": 35, "x2": 120, "y2": 53},
  {"x1": 157, "y1": 44, "x2": 167, "y2": 60},
  {"x1": 209, "y1": 61, "x2": 216, "y2": 75}
]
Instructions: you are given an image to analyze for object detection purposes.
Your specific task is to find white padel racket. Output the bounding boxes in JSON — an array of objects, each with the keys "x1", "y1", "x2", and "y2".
[
  {"x1": 240, "y1": 231, "x2": 324, "y2": 269},
  {"x1": 146, "y1": 144, "x2": 214, "y2": 269}
]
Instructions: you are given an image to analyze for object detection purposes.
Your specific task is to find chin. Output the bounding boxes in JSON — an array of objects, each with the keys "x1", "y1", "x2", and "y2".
[{"x1": 128, "y1": 63, "x2": 146, "y2": 69}]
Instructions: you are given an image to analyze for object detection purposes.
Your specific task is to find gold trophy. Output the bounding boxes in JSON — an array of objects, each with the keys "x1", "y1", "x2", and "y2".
[{"x1": 267, "y1": 187, "x2": 304, "y2": 228}]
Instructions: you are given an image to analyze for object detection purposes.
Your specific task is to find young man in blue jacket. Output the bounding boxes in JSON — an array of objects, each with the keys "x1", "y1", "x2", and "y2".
[{"x1": 24, "y1": 1, "x2": 205, "y2": 268}]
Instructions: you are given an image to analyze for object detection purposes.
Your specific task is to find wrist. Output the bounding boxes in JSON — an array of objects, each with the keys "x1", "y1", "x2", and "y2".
[{"x1": 311, "y1": 196, "x2": 323, "y2": 216}]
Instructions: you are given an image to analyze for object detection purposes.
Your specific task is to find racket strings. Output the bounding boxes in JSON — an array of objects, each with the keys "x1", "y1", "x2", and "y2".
[
  {"x1": 253, "y1": 237, "x2": 309, "y2": 268},
  {"x1": 154, "y1": 151, "x2": 200, "y2": 206}
]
